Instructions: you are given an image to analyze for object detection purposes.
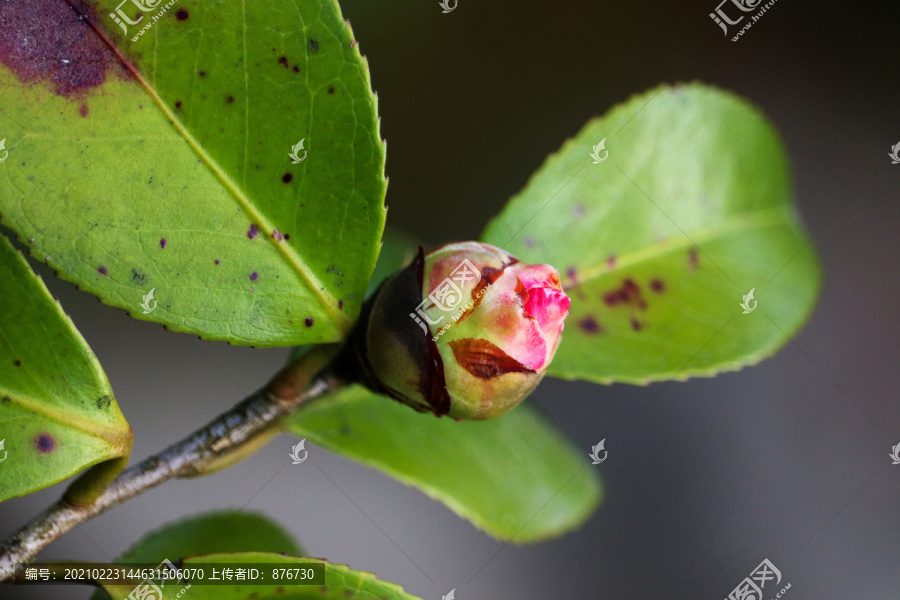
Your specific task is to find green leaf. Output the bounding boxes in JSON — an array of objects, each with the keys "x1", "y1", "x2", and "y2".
[
  {"x1": 0, "y1": 0, "x2": 386, "y2": 346},
  {"x1": 113, "y1": 510, "x2": 301, "y2": 562},
  {"x1": 98, "y1": 553, "x2": 422, "y2": 600},
  {"x1": 0, "y1": 233, "x2": 131, "y2": 502},
  {"x1": 284, "y1": 385, "x2": 601, "y2": 543},
  {"x1": 481, "y1": 83, "x2": 821, "y2": 384},
  {"x1": 90, "y1": 511, "x2": 301, "y2": 600}
]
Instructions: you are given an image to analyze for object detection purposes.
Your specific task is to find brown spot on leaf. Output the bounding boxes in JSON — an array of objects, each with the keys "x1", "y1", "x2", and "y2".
[
  {"x1": 199, "y1": 70, "x2": 206, "y2": 77},
  {"x1": 282, "y1": 173, "x2": 293, "y2": 183},
  {"x1": 304, "y1": 317, "x2": 314, "y2": 327},
  {"x1": 578, "y1": 316, "x2": 602, "y2": 334},
  {"x1": 688, "y1": 248, "x2": 699, "y2": 269},
  {"x1": 249, "y1": 272, "x2": 258, "y2": 281},
  {"x1": 328, "y1": 86, "x2": 335, "y2": 94},
  {"x1": 13, "y1": 360, "x2": 21, "y2": 367},
  {"x1": 630, "y1": 316, "x2": 643, "y2": 331},
  {"x1": 603, "y1": 278, "x2": 646, "y2": 310},
  {"x1": 159, "y1": 238, "x2": 167, "y2": 249},
  {"x1": 650, "y1": 278, "x2": 665, "y2": 293},
  {"x1": 308, "y1": 38, "x2": 319, "y2": 52},
  {"x1": 226, "y1": 95, "x2": 235, "y2": 104},
  {"x1": 0, "y1": 0, "x2": 129, "y2": 97},
  {"x1": 97, "y1": 265, "x2": 108, "y2": 275},
  {"x1": 247, "y1": 224, "x2": 259, "y2": 239},
  {"x1": 175, "y1": 8, "x2": 188, "y2": 20},
  {"x1": 448, "y1": 338, "x2": 534, "y2": 379},
  {"x1": 292, "y1": 65, "x2": 300, "y2": 73},
  {"x1": 174, "y1": 100, "x2": 182, "y2": 109},
  {"x1": 278, "y1": 56, "x2": 288, "y2": 67},
  {"x1": 79, "y1": 103, "x2": 88, "y2": 117}
]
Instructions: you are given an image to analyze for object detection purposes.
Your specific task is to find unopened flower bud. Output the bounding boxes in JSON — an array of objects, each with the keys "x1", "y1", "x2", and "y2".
[{"x1": 352, "y1": 242, "x2": 570, "y2": 420}]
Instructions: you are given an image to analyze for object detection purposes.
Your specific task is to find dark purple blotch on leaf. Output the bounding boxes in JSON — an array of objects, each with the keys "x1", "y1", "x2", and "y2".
[
  {"x1": 35, "y1": 434, "x2": 55, "y2": 453},
  {"x1": 0, "y1": 0, "x2": 130, "y2": 97},
  {"x1": 578, "y1": 316, "x2": 602, "y2": 334}
]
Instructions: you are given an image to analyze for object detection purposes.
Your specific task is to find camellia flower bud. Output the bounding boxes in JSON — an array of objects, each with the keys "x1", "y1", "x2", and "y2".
[{"x1": 352, "y1": 242, "x2": 570, "y2": 420}]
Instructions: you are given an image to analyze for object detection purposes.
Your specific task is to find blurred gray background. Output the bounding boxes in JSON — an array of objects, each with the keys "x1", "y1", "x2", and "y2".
[{"x1": 3, "y1": 0, "x2": 900, "y2": 598}]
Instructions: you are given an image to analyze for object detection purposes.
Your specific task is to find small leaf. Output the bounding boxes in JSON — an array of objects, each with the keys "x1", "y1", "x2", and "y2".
[
  {"x1": 90, "y1": 511, "x2": 301, "y2": 600},
  {"x1": 284, "y1": 385, "x2": 601, "y2": 543},
  {"x1": 481, "y1": 83, "x2": 821, "y2": 384},
  {"x1": 0, "y1": 233, "x2": 131, "y2": 502},
  {"x1": 0, "y1": 0, "x2": 386, "y2": 346},
  {"x1": 98, "y1": 553, "x2": 422, "y2": 600}
]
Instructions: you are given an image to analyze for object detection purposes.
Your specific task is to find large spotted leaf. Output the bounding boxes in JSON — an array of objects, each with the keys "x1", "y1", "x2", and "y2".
[
  {"x1": 0, "y1": 232, "x2": 132, "y2": 502},
  {"x1": 98, "y1": 553, "x2": 423, "y2": 600},
  {"x1": 482, "y1": 84, "x2": 821, "y2": 384},
  {"x1": 0, "y1": 0, "x2": 386, "y2": 346}
]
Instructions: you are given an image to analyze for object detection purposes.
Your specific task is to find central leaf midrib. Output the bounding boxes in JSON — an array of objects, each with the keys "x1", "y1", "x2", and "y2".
[
  {"x1": 565, "y1": 206, "x2": 795, "y2": 288},
  {"x1": 0, "y1": 385, "x2": 130, "y2": 450},
  {"x1": 105, "y1": 34, "x2": 350, "y2": 332}
]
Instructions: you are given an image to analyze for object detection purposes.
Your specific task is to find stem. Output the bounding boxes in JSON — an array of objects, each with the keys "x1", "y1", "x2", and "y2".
[{"x1": 0, "y1": 345, "x2": 344, "y2": 583}]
